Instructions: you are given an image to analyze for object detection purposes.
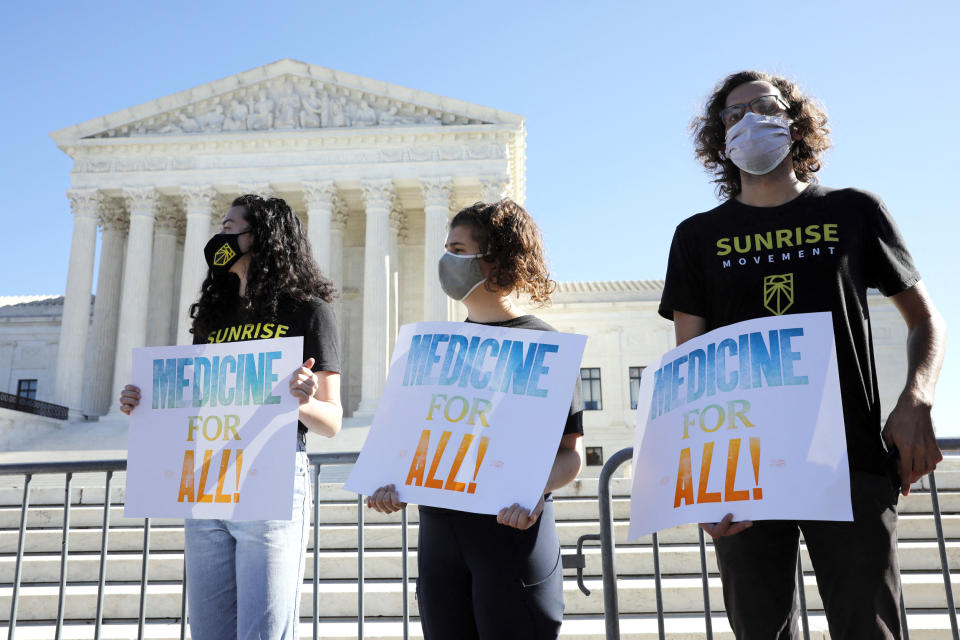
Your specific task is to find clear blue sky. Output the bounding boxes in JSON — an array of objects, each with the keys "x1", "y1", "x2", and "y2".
[{"x1": 2, "y1": 1, "x2": 957, "y2": 432}]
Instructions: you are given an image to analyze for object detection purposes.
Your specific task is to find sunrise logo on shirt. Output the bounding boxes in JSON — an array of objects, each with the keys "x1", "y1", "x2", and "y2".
[{"x1": 763, "y1": 273, "x2": 794, "y2": 316}]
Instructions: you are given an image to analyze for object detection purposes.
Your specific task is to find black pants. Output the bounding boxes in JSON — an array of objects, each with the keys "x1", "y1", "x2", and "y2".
[
  {"x1": 416, "y1": 498, "x2": 564, "y2": 640},
  {"x1": 715, "y1": 472, "x2": 901, "y2": 639}
]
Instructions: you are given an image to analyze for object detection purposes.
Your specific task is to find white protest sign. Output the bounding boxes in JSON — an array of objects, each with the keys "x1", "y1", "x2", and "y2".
[
  {"x1": 125, "y1": 337, "x2": 303, "y2": 520},
  {"x1": 628, "y1": 312, "x2": 851, "y2": 540},
  {"x1": 345, "y1": 321, "x2": 587, "y2": 514}
]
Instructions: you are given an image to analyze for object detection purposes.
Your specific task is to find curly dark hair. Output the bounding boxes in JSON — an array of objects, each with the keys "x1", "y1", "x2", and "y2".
[
  {"x1": 449, "y1": 198, "x2": 555, "y2": 307},
  {"x1": 692, "y1": 70, "x2": 832, "y2": 200},
  {"x1": 190, "y1": 194, "x2": 337, "y2": 341}
]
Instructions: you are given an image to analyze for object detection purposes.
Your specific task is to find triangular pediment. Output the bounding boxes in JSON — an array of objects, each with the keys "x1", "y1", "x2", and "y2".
[{"x1": 52, "y1": 59, "x2": 522, "y2": 143}]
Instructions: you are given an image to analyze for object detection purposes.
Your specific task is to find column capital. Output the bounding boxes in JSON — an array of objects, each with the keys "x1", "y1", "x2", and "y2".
[
  {"x1": 302, "y1": 180, "x2": 337, "y2": 211},
  {"x1": 67, "y1": 188, "x2": 101, "y2": 218},
  {"x1": 389, "y1": 200, "x2": 405, "y2": 228},
  {"x1": 180, "y1": 184, "x2": 217, "y2": 212},
  {"x1": 237, "y1": 182, "x2": 274, "y2": 199},
  {"x1": 390, "y1": 202, "x2": 408, "y2": 242},
  {"x1": 122, "y1": 187, "x2": 160, "y2": 218},
  {"x1": 361, "y1": 179, "x2": 396, "y2": 210},
  {"x1": 331, "y1": 195, "x2": 350, "y2": 230},
  {"x1": 420, "y1": 177, "x2": 453, "y2": 209},
  {"x1": 452, "y1": 189, "x2": 476, "y2": 214},
  {"x1": 155, "y1": 202, "x2": 181, "y2": 233},
  {"x1": 479, "y1": 175, "x2": 511, "y2": 203},
  {"x1": 98, "y1": 200, "x2": 128, "y2": 233}
]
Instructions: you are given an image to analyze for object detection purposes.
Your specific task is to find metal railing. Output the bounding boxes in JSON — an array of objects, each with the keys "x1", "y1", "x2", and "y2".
[
  {"x1": 570, "y1": 441, "x2": 960, "y2": 640},
  {"x1": 0, "y1": 391, "x2": 68, "y2": 420},
  {"x1": 5, "y1": 443, "x2": 959, "y2": 639},
  {"x1": 0, "y1": 451, "x2": 418, "y2": 640}
]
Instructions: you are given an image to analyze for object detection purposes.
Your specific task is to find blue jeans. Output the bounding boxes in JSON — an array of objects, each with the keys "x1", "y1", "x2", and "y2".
[{"x1": 184, "y1": 451, "x2": 310, "y2": 640}]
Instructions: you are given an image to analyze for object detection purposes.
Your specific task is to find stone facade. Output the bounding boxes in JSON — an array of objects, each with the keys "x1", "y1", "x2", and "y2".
[{"x1": 46, "y1": 58, "x2": 525, "y2": 420}]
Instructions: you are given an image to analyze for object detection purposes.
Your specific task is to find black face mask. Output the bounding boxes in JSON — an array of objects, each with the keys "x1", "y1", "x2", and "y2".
[{"x1": 204, "y1": 233, "x2": 246, "y2": 271}]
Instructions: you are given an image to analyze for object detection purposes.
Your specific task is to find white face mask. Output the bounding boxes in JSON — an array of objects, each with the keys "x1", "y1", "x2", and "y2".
[
  {"x1": 438, "y1": 251, "x2": 486, "y2": 301},
  {"x1": 725, "y1": 112, "x2": 794, "y2": 175}
]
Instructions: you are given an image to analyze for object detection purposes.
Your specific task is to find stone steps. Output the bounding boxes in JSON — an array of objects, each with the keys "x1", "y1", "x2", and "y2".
[
  {"x1": 3, "y1": 572, "x2": 959, "y2": 622},
  {"x1": 2, "y1": 456, "x2": 959, "y2": 638},
  {"x1": 0, "y1": 473, "x2": 939, "y2": 507},
  {"x1": 3, "y1": 487, "x2": 957, "y2": 529},
  {"x1": 6, "y1": 613, "x2": 960, "y2": 640},
  {"x1": 2, "y1": 513, "x2": 958, "y2": 556},
  {"x1": 3, "y1": 539, "x2": 959, "y2": 584}
]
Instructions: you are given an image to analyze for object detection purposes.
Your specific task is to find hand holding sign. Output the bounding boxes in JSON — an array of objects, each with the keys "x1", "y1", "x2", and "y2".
[
  {"x1": 497, "y1": 495, "x2": 545, "y2": 530},
  {"x1": 290, "y1": 357, "x2": 320, "y2": 404},
  {"x1": 119, "y1": 384, "x2": 142, "y2": 415},
  {"x1": 700, "y1": 514, "x2": 753, "y2": 539},
  {"x1": 367, "y1": 484, "x2": 407, "y2": 514}
]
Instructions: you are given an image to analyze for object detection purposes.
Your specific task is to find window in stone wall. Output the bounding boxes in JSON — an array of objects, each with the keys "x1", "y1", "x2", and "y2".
[
  {"x1": 580, "y1": 367, "x2": 602, "y2": 411},
  {"x1": 17, "y1": 379, "x2": 37, "y2": 400},
  {"x1": 629, "y1": 366, "x2": 645, "y2": 410},
  {"x1": 585, "y1": 446, "x2": 604, "y2": 466}
]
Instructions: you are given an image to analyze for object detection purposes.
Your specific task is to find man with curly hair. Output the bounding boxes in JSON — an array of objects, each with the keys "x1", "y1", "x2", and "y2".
[{"x1": 658, "y1": 71, "x2": 947, "y2": 638}]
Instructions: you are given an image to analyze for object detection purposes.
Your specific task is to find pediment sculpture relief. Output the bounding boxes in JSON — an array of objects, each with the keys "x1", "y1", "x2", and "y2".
[{"x1": 91, "y1": 76, "x2": 489, "y2": 138}]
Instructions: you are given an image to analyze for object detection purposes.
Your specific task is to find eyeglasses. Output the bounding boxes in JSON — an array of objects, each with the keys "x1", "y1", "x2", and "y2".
[{"x1": 720, "y1": 94, "x2": 790, "y2": 129}]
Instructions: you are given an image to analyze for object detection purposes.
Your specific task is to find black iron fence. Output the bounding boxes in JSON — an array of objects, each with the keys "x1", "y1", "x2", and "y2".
[
  {"x1": 4, "y1": 443, "x2": 960, "y2": 639},
  {"x1": 0, "y1": 452, "x2": 395, "y2": 640},
  {"x1": 568, "y1": 440, "x2": 960, "y2": 640},
  {"x1": 0, "y1": 391, "x2": 68, "y2": 420}
]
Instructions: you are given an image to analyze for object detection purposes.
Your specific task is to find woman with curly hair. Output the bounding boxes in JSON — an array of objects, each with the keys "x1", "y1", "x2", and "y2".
[
  {"x1": 659, "y1": 71, "x2": 946, "y2": 638},
  {"x1": 366, "y1": 198, "x2": 584, "y2": 640},
  {"x1": 119, "y1": 194, "x2": 343, "y2": 639}
]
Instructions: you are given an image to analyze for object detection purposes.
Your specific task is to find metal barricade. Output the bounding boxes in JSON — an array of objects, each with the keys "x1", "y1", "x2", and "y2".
[
  {"x1": 572, "y1": 443, "x2": 960, "y2": 640},
  {"x1": 1, "y1": 451, "x2": 415, "y2": 640}
]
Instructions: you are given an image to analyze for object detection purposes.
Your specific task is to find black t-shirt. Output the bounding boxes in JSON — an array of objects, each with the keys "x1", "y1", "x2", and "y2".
[
  {"x1": 194, "y1": 295, "x2": 341, "y2": 438},
  {"x1": 659, "y1": 185, "x2": 919, "y2": 473},
  {"x1": 420, "y1": 314, "x2": 584, "y2": 517}
]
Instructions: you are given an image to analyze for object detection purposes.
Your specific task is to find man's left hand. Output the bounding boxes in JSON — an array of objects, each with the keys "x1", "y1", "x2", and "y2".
[{"x1": 882, "y1": 397, "x2": 942, "y2": 496}]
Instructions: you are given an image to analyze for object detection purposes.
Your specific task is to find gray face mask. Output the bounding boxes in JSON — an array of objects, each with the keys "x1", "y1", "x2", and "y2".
[
  {"x1": 438, "y1": 251, "x2": 486, "y2": 301},
  {"x1": 725, "y1": 112, "x2": 794, "y2": 175}
]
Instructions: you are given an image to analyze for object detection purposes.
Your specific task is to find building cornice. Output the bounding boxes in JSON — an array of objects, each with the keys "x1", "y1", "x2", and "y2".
[{"x1": 50, "y1": 59, "x2": 523, "y2": 144}]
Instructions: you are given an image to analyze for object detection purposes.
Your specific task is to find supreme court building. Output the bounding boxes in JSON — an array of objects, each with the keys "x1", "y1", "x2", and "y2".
[
  {"x1": 0, "y1": 60, "x2": 909, "y2": 465},
  {"x1": 47, "y1": 59, "x2": 526, "y2": 423}
]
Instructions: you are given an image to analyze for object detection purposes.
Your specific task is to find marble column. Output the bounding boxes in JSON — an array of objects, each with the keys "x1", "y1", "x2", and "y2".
[
  {"x1": 480, "y1": 175, "x2": 511, "y2": 203},
  {"x1": 355, "y1": 179, "x2": 394, "y2": 416},
  {"x1": 82, "y1": 202, "x2": 127, "y2": 416},
  {"x1": 448, "y1": 190, "x2": 475, "y2": 321},
  {"x1": 176, "y1": 186, "x2": 216, "y2": 344},
  {"x1": 330, "y1": 197, "x2": 350, "y2": 412},
  {"x1": 303, "y1": 180, "x2": 336, "y2": 275},
  {"x1": 107, "y1": 187, "x2": 158, "y2": 416},
  {"x1": 388, "y1": 203, "x2": 406, "y2": 356},
  {"x1": 146, "y1": 203, "x2": 180, "y2": 346},
  {"x1": 170, "y1": 220, "x2": 185, "y2": 345},
  {"x1": 329, "y1": 196, "x2": 349, "y2": 295},
  {"x1": 54, "y1": 189, "x2": 101, "y2": 415},
  {"x1": 420, "y1": 177, "x2": 453, "y2": 321}
]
